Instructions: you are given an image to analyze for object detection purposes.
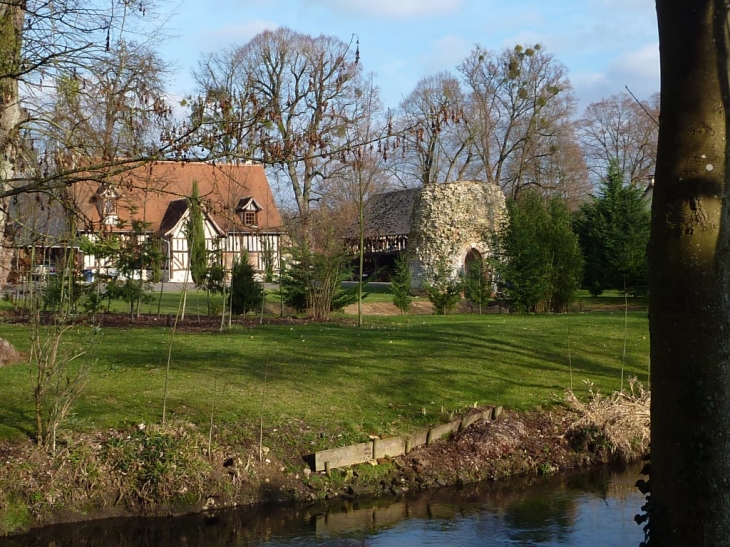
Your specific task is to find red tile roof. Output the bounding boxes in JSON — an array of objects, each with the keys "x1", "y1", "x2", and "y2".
[{"x1": 70, "y1": 161, "x2": 282, "y2": 234}]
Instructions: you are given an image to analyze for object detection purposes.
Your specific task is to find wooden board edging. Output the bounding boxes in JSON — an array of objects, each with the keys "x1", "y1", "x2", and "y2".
[{"x1": 312, "y1": 408, "x2": 502, "y2": 471}]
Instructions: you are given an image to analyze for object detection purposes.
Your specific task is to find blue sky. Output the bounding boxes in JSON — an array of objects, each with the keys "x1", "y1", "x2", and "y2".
[{"x1": 158, "y1": 0, "x2": 659, "y2": 113}]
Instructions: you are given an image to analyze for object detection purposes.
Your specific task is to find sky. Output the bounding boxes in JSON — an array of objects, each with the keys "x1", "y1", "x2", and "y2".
[{"x1": 156, "y1": 0, "x2": 659, "y2": 114}]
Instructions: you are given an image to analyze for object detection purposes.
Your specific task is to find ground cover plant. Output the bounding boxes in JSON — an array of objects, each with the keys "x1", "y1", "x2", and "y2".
[{"x1": 0, "y1": 311, "x2": 649, "y2": 448}]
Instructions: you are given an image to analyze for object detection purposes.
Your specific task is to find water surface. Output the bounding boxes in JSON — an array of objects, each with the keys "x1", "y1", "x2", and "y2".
[{"x1": 1, "y1": 463, "x2": 644, "y2": 547}]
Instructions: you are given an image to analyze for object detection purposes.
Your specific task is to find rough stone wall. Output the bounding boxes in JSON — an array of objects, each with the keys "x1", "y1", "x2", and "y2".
[{"x1": 408, "y1": 180, "x2": 505, "y2": 287}]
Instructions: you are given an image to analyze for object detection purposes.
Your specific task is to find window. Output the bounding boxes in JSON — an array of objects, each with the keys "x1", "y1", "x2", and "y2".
[
  {"x1": 103, "y1": 199, "x2": 116, "y2": 216},
  {"x1": 95, "y1": 196, "x2": 118, "y2": 225},
  {"x1": 94, "y1": 185, "x2": 120, "y2": 224},
  {"x1": 244, "y1": 211, "x2": 256, "y2": 226}
]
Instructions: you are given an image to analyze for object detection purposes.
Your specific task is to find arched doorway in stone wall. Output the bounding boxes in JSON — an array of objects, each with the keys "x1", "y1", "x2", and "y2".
[{"x1": 464, "y1": 248, "x2": 482, "y2": 276}]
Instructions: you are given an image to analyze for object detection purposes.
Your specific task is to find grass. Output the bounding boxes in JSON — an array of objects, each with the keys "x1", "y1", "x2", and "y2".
[
  {"x1": 357, "y1": 282, "x2": 399, "y2": 303},
  {"x1": 0, "y1": 307, "x2": 650, "y2": 450}
]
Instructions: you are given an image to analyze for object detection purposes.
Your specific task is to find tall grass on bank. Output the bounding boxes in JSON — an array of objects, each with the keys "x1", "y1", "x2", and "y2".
[{"x1": 566, "y1": 377, "x2": 651, "y2": 461}]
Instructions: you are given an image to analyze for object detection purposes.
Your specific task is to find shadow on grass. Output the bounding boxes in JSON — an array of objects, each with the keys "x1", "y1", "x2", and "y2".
[
  {"x1": 0, "y1": 403, "x2": 36, "y2": 440},
  {"x1": 0, "y1": 312, "x2": 649, "y2": 439}
]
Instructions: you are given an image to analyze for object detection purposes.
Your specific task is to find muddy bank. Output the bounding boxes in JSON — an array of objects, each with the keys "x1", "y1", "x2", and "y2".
[{"x1": 0, "y1": 404, "x2": 646, "y2": 537}]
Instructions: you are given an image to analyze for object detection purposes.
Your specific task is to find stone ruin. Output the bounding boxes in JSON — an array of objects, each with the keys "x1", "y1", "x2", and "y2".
[
  {"x1": 408, "y1": 180, "x2": 506, "y2": 286},
  {"x1": 347, "y1": 180, "x2": 506, "y2": 287}
]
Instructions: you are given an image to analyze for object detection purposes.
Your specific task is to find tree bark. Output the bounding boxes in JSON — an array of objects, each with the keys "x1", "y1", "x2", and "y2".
[
  {"x1": 650, "y1": 1, "x2": 730, "y2": 543},
  {"x1": 0, "y1": 3, "x2": 24, "y2": 288}
]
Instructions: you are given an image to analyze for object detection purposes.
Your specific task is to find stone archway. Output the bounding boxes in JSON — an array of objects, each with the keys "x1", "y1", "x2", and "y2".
[{"x1": 464, "y1": 248, "x2": 482, "y2": 276}]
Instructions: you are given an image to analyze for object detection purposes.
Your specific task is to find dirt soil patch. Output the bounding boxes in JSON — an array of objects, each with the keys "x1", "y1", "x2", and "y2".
[
  {"x1": 343, "y1": 299, "x2": 496, "y2": 315},
  {"x1": 0, "y1": 308, "x2": 312, "y2": 333},
  {"x1": 304, "y1": 407, "x2": 618, "y2": 502},
  {"x1": 398, "y1": 408, "x2": 603, "y2": 486}
]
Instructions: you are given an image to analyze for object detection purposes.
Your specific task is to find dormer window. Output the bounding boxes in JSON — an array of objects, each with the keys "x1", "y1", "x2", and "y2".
[
  {"x1": 93, "y1": 184, "x2": 121, "y2": 225},
  {"x1": 103, "y1": 198, "x2": 117, "y2": 217},
  {"x1": 235, "y1": 196, "x2": 262, "y2": 228}
]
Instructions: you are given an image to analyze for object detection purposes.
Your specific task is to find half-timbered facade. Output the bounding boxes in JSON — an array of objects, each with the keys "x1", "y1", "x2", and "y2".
[
  {"x1": 344, "y1": 188, "x2": 419, "y2": 277},
  {"x1": 73, "y1": 161, "x2": 283, "y2": 282}
]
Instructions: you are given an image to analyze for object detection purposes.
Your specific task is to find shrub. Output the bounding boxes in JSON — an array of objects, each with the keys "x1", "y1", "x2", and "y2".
[
  {"x1": 102, "y1": 423, "x2": 210, "y2": 508},
  {"x1": 423, "y1": 259, "x2": 462, "y2": 315},
  {"x1": 279, "y1": 245, "x2": 355, "y2": 320},
  {"x1": 464, "y1": 255, "x2": 492, "y2": 314},
  {"x1": 230, "y1": 251, "x2": 264, "y2": 315},
  {"x1": 565, "y1": 378, "x2": 650, "y2": 462}
]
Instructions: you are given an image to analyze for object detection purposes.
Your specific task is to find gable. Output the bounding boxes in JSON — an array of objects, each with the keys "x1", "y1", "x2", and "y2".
[
  {"x1": 159, "y1": 199, "x2": 226, "y2": 238},
  {"x1": 235, "y1": 196, "x2": 262, "y2": 213},
  {"x1": 159, "y1": 199, "x2": 189, "y2": 235}
]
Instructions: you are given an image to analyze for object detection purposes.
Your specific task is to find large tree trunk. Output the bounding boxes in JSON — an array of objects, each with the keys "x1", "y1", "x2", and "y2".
[
  {"x1": 650, "y1": 1, "x2": 730, "y2": 543},
  {"x1": 0, "y1": 3, "x2": 24, "y2": 288}
]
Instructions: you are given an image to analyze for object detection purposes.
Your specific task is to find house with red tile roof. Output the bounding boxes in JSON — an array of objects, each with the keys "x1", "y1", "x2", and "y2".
[{"x1": 14, "y1": 161, "x2": 283, "y2": 283}]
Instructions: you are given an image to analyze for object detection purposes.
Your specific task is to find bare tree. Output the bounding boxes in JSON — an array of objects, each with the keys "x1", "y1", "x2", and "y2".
[
  {"x1": 193, "y1": 28, "x2": 377, "y2": 241},
  {"x1": 320, "y1": 75, "x2": 389, "y2": 325},
  {"x1": 38, "y1": 42, "x2": 171, "y2": 165},
  {"x1": 20, "y1": 40, "x2": 173, "y2": 320},
  {"x1": 504, "y1": 119, "x2": 590, "y2": 209},
  {"x1": 1, "y1": 0, "x2": 176, "y2": 286},
  {"x1": 394, "y1": 72, "x2": 474, "y2": 186},
  {"x1": 578, "y1": 92, "x2": 659, "y2": 186},
  {"x1": 459, "y1": 44, "x2": 577, "y2": 199}
]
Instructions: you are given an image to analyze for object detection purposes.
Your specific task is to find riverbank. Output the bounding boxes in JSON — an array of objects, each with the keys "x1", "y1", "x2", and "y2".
[
  {"x1": 0, "y1": 393, "x2": 649, "y2": 537},
  {"x1": 0, "y1": 305, "x2": 650, "y2": 536}
]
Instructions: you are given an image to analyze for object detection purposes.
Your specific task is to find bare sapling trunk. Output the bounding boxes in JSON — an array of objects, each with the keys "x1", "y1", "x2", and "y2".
[{"x1": 29, "y1": 280, "x2": 91, "y2": 450}]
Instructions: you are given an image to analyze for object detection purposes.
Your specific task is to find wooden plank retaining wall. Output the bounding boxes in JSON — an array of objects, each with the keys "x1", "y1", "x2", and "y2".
[{"x1": 314, "y1": 406, "x2": 502, "y2": 472}]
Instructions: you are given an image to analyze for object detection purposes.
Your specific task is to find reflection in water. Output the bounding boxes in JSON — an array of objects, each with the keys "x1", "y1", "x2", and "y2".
[{"x1": 0, "y1": 463, "x2": 643, "y2": 547}]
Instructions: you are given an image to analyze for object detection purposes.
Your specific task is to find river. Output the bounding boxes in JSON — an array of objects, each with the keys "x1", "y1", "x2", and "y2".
[{"x1": 1, "y1": 463, "x2": 645, "y2": 546}]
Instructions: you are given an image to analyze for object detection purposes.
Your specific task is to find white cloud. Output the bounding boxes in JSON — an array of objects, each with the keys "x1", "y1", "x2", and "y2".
[
  {"x1": 607, "y1": 42, "x2": 660, "y2": 83},
  {"x1": 199, "y1": 19, "x2": 278, "y2": 49},
  {"x1": 303, "y1": 0, "x2": 462, "y2": 18},
  {"x1": 572, "y1": 42, "x2": 659, "y2": 111}
]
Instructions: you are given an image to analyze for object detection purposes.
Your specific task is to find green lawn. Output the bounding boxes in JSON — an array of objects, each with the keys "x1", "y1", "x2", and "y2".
[{"x1": 0, "y1": 309, "x2": 649, "y2": 448}]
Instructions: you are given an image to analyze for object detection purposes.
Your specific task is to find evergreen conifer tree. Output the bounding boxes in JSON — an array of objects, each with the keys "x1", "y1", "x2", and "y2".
[
  {"x1": 498, "y1": 191, "x2": 582, "y2": 312},
  {"x1": 391, "y1": 254, "x2": 412, "y2": 314},
  {"x1": 230, "y1": 251, "x2": 264, "y2": 315},
  {"x1": 186, "y1": 180, "x2": 208, "y2": 287},
  {"x1": 573, "y1": 160, "x2": 650, "y2": 296}
]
